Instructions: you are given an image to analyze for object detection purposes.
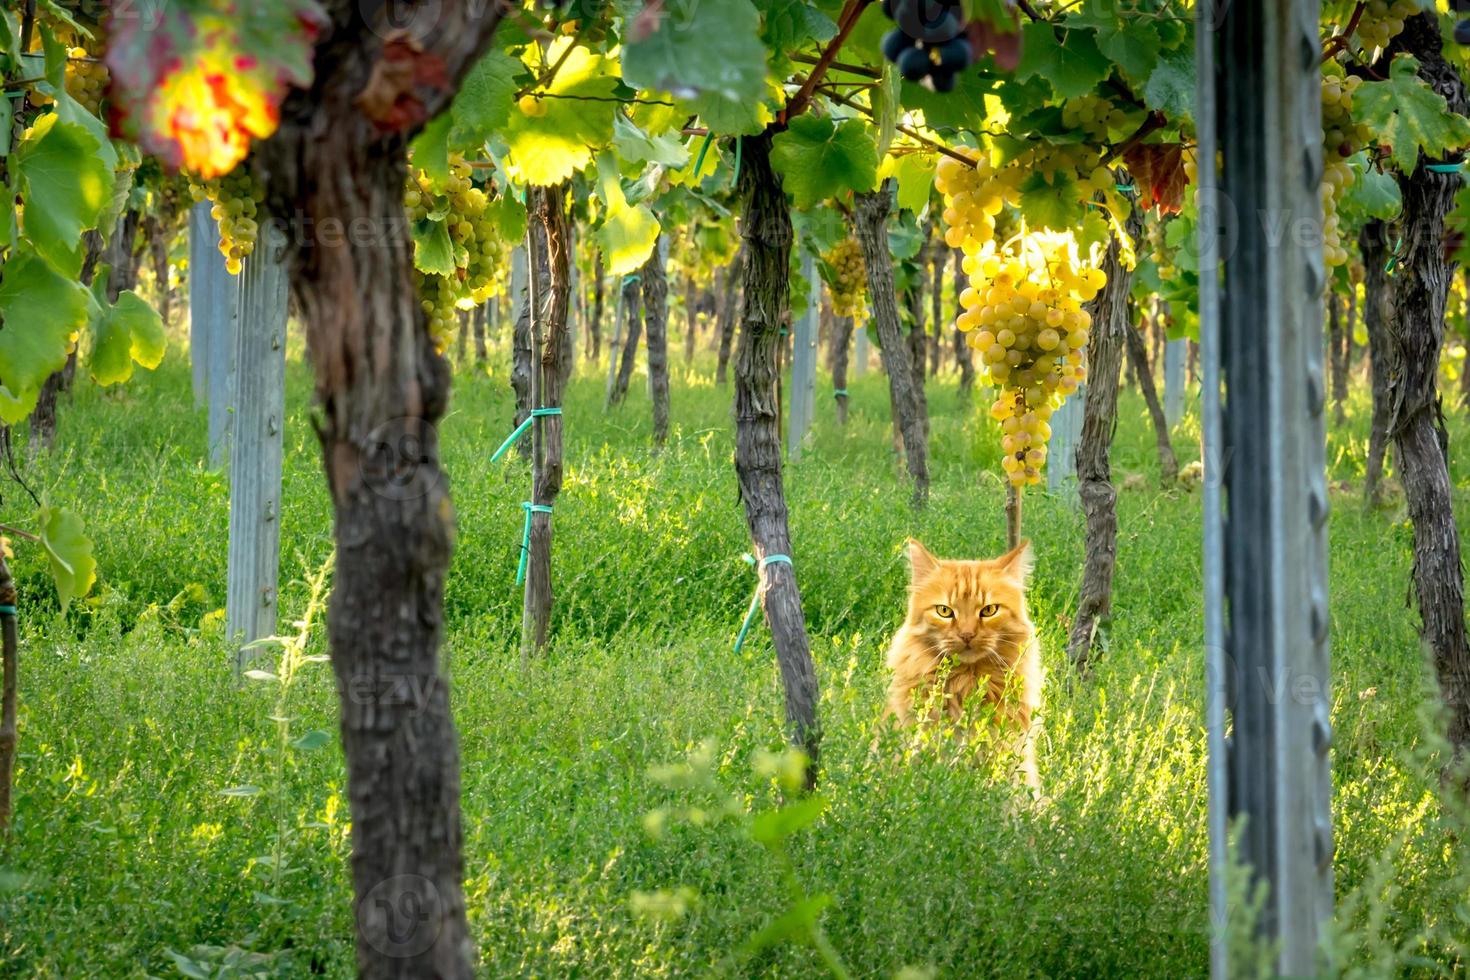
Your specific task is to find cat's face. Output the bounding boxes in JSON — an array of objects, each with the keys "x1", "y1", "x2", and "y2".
[{"x1": 903, "y1": 538, "x2": 1034, "y2": 666}]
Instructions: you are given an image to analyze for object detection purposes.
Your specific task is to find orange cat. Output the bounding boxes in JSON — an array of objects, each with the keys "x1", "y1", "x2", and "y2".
[{"x1": 885, "y1": 538, "x2": 1042, "y2": 788}]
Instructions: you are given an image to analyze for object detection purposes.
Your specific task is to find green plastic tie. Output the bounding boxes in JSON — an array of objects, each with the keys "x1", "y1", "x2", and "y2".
[
  {"x1": 833, "y1": 389, "x2": 849, "y2": 397},
  {"x1": 733, "y1": 554, "x2": 792, "y2": 654},
  {"x1": 1426, "y1": 162, "x2": 1464, "y2": 173},
  {"x1": 490, "y1": 408, "x2": 562, "y2": 462},
  {"x1": 517, "y1": 503, "x2": 555, "y2": 585},
  {"x1": 1115, "y1": 183, "x2": 1137, "y2": 192},
  {"x1": 0, "y1": 604, "x2": 16, "y2": 617}
]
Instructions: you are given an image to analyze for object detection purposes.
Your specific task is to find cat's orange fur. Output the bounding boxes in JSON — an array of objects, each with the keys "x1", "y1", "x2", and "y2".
[{"x1": 885, "y1": 538, "x2": 1042, "y2": 788}]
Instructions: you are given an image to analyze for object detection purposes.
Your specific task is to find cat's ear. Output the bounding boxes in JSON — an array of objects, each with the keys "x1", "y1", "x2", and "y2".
[
  {"x1": 906, "y1": 538, "x2": 940, "y2": 581},
  {"x1": 996, "y1": 539, "x2": 1034, "y2": 582}
]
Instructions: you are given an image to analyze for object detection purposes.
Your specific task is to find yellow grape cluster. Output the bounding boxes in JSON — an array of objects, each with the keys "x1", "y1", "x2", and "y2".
[
  {"x1": 1320, "y1": 72, "x2": 1371, "y2": 268},
  {"x1": 1354, "y1": 0, "x2": 1418, "y2": 52},
  {"x1": 822, "y1": 237, "x2": 867, "y2": 321},
  {"x1": 956, "y1": 235, "x2": 1106, "y2": 487},
  {"x1": 937, "y1": 145, "x2": 1114, "y2": 250},
  {"x1": 188, "y1": 170, "x2": 263, "y2": 275},
  {"x1": 405, "y1": 152, "x2": 503, "y2": 349}
]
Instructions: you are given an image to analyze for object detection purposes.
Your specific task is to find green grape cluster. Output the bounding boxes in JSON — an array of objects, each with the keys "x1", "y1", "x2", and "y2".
[
  {"x1": 1060, "y1": 95, "x2": 1133, "y2": 143},
  {"x1": 1354, "y1": 0, "x2": 1418, "y2": 52},
  {"x1": 822, "y1": 237, "x2": 868, "y2": 321},
  {"x1": 1320, "y1": 71, "x2": 1371, "y2": 268},
  {"x1": 405, "y1": 152, "x2": 504, "y2": 350},
  {"x1": 65, "y1": 47, "x2": 107, "y2": 115},
  {"x1": 189, "y1": 170, "x2": 263, "y2": 275},
  {"x1": 955, "y1": 234, "x2": 1105, "y2": 488}
]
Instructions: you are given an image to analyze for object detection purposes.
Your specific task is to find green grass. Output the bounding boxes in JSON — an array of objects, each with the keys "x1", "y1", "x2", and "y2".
[{"x1": 1, "y1": 339, "x2": 1467, "y2": 977}]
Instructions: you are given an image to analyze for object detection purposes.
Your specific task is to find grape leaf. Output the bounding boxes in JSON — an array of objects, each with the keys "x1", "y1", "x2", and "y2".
[
  {"x1": 612, "y1": 115, "x2": 690, "y2": 171},
  {"x1": 485, "y1": 192, "x2": 527, "y2": 243},
  {"x1": 448, "y1": 48, "x2": 523, "y2": 151},
  {"x1": 1069, "y1": 8, "x2": 1161, "y2": 84},
  {"x1": 91, "y1": 290, "x2": 166, "y2": 386},
  {"x1": 411, "y1": 217, "x2": 457, "y2": 277},
  {"x1": 0, "y1": 250, "x2": 91, "y2": 423},
  {"x1": 623, "y1": 0, "x2": 768, "y2": 105},
  {"x1": 13, "y1": 113, "x2": 114, "y2": 277},
  {"x1": 1018, "y1": 169, "x2": 1086, "y2": 231},
  {"x1": 1143, "y1": 50, "x2": 1195, "y2": 124},
  {"x1": 1015, "y1": 23, "x2": 1110, "y2": 101},
  {"x1": 1122, "y1": 143, "x2": 1188, "y2": 215},
  {"x1": 503, "y1": 41, "x2": 619, "y2": 185},
  {"x1": 106, "y1": 0, "x2": 326, "y2": 178},
  {"x1": 38, "y1": 504, "x2": 97, "y2": 614},
  {"x1": 593, "y1": 153, "x2": 661, "y2": 276},
  {"x1": 680, "y1": 88, "x2": 776, "y2": 136},
  {"x1": 1356, "y1": 55, "x2": 1470, "y2": 174},
  {"x1": 889, "y1": 153, "x2": 937, "y2": 214},
  {"x1": 1344, "y1": 160, "x2": 1401, "y2": 221},
  {"x1": 770, "y1": 116, "x2": 878, "y2": 210},
  {"x1": 409, "y1": 112, "x2": 452, "y2": 185}
]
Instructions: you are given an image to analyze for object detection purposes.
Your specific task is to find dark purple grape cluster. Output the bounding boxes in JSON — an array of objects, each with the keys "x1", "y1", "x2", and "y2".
[{"x1": 879, "y1": 0, "x2": 973, "y2": 93}]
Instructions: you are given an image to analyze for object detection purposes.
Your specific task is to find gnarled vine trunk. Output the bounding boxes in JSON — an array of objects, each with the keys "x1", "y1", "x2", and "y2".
[
  {"x1": 473, "y1": 303, "x2": 487, "y2": 364},
  {"x1": 511, "y1": 245, "x2": 534, "y2": 461},
  {"x1": 683, "y1": 277, "x2": 699, "y2": 365},
  {"x1": 734, "y1": 132, "x2": 821, "y2": 782},
  {"x1": 853, "y1": 182, "x2": 929, "y2": 507},
  {"x1": 952, "y1": 248, "x2": 975, "y2": 396},
  {"x1": 609, "y1": 276, "x2": 643, "y2": 408},
  {"x1": 1359, "y1": 221, "x2": 1394, "y2": 506},
  {"x1": 254, "y1": 8, "x2": 507, "y2": 975},
  {"x1": 644, "y1": 236, "x2": 671, "y2": 448},
  {"x1": 1123, "y1": 319, "x2": 1179, "y2": 483},
  {"x1": 832, "y1": 314, "x2": 852, "y2": 426},
  {"x1": 30, "y1": 228, "x2": 109, "y2": 451},
  {"x1": 1386, "y1": 14, "x2": 1470, "y2": 765},
  {"x1": 522, "y1": 184, "x2": 571, "y2": 660},
  {"x1": 1067, "y1": 210, "x2": 1139, "y2": 672},
  {"x1": 716, "y1": 247, "x2": 744, "y2": 384},
  {"x1": 588, "y1": 249, "x2": 604, "y2": 361}
]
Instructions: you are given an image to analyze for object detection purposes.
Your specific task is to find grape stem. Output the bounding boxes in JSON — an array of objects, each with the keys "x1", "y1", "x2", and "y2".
[
  {"x1": 1320, "y1": 3, "x2": 1367, "y2": 64},
  {"x1": 812, "y1": 80, "x2": 977, "y2": 166},
  {"x1": 1101, "y1": 109, "x2": 1167, "y2": 165},
  {"x1": 783, "y1": 0, "x2": 875, "y2": 123},
  {"x1": 790, "y1": 52, "x2": 882, "y2": 80},
  {"x1": 0, "y1": 524, "x2": 39, "y2": 544}
]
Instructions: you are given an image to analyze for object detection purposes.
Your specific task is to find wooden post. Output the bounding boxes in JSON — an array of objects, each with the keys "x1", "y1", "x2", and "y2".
[
  {"x1": 1164, "y1": 338, "x2": 1185, "y2": 425},
  {"x1": 1046, "y1": 387, "x2": 1085, "y2": 494},
  {"x1": 225, "y1": 224, "x2": 288, "y2": 673},
  {"x1": 190, "y1": 201, "x2": 240, "y2": 468},
  {"x1": 853, "y1": 322, "x2": 869, "y2": 377},
  {"x1": 787, "y1": 250, "x2": 819, "y2": 460},
  {"x1": 1199, "y1": 1, "x2": 1334, "y2": 974}
]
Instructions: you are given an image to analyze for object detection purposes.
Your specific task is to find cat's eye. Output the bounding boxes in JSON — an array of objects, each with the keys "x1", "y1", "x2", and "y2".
[
  {"x1": 980, "y1": 604, "x2": 1000, "y2": 618},
  {"x1": 934, "y1": 604, "x2": 955, "y2": 619}
]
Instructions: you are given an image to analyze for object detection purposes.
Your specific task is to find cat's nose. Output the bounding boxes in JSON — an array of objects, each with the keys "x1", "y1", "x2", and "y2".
[{"x1": 957, "y1": 630, "x2": 976, "y2": 644}]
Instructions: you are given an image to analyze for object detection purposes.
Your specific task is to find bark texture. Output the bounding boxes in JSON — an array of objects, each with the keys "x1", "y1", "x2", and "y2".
[
  {"x1": 716, "y1": 247, "x2": 744, "y2": 384},
  {"x1": 952, "y1": 248, "x2": 975, "y2": 396},
  {"x1": 1387, "y1": 14, "x2": 1470, "y2": 765},
  {"x1": 734, "y1": 132, "x2": 821, "y2": 781},
  {"x1": 1067, "y1": 213, "x2": 1139, "y2": 672},
  {"x1": 683, "y1": 278, "x2": 699, "y2": 365},
  {"x1": 252, "y1": 8, "x2": 507, "y2": 974},
  {"x1": 832, "y1": 315, "x2": 852, "y2": 426},
  {"x1": 853, "y1": 183, "x2": 929, "y2": 507},
  {"x1": 588, "y1": 250, "x2": 604, "y2": 361},
  {"x1": 609, "y1": 276, "x2": 643, "y2": 408},
  {"x1": 511, "y1": 248, "x2": 534, "y2": 461},
  {"x1": 473, "y1": 303, "x2": 487, "y2": 364},
  {"x1": 1123, "y1": 321, "x2": 1179, "y2": 483},
  {"x1": 1360, "y1": 221, "x2": 1394, "y2": 506},
  {"x1": 643, "y1": 237, "x2": 671, "y2": 448},
  {"x1": 522, "y1": 185, "x2": 571, "y2": 660},
  {"x1": 0, "y1": 555, "x2": 14, "y2": 834},
  {"x1": 1329, "y1": 291, "x2": 1349, "y2": 425}
]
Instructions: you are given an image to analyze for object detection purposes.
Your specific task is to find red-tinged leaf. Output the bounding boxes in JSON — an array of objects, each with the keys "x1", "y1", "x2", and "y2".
[
  {"x1": 1123, "y1": 143, "x2": 1188, "y2": 215},
  {"x1": 106, "y1": 0, "x2": 326, "y2": 178},
  {"x1": 967, "y1": 2, "x2": 1022, "y2": 72},
  {"x1": 355, "y1": 33, "x2": 452, "y2": 134}
]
